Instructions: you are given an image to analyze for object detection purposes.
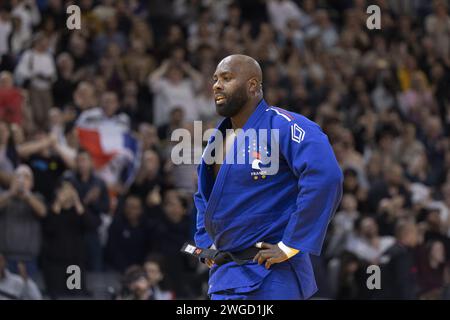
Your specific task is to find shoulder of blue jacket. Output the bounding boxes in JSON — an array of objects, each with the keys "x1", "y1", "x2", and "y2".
[{"x1": 264, "y1": 106, "x2": 324, "y2": 142}]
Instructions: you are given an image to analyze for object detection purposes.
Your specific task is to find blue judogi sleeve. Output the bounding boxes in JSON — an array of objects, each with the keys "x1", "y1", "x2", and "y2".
[
  {"x1": 276, "y1": 117, "x2": 343, "y2": 255},
  {"x1": 194, "y1": 165, "x2": 214, "y2": 249}
]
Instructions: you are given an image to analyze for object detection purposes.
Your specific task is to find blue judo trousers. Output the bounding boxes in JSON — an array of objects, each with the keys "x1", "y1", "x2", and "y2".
[{"x1": 194, "y1": 99, "x2": 343, "y2": 300}]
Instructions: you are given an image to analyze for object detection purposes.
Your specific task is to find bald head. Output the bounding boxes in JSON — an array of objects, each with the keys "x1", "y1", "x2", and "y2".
[
  {"x1": 218, "y1": 54, "x2": 263, "y2": 83},
  {"x1": 213, "y1": 55, "x2": 263, "y2": 118}
]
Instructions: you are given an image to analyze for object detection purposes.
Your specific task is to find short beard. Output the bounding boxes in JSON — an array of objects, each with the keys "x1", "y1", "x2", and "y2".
[{"x1": 215, "y1": 86, "x2": 249, "y2": 118}]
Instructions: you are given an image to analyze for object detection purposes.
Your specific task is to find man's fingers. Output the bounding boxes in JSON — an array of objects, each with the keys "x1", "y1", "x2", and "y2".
[
  {"x1": 258, "y1": 254, "x2": 266, "y2": 265},
  {"x1": 205, "y1": 258, "x2": 214, "y2": 268},
  {"x1": 260, "y1": 242, "x2": 274, "y2": 250},
  {"x1": 265, "y1": 258, "x2": 275, "y2": 269},
  {"x1": 255, "y1": 250, "x2": 271, "y2": 265}
]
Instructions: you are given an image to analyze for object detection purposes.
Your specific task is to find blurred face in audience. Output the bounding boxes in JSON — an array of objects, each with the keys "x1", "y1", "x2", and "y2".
[
  {"x1": 360, "y1": 217, "x2": 378, "y2": 239},
  {"x1": 426, "y1": 210, "x2": 442, "y2": 229},
  {"x1": 56, "y1": 53, "x2": 74, "y2": 74},
  {"x1": 141, "y1": 150, "x2": 160, "y2": 177},
  {"x1": 399, "y1": 222, "x2": 419, "y2": 247},
  {"x1": 101, "y1": 92, "x2": 119, "y2": 117},
  {"x1": 74, "y1": 82, "x2": 96, "y2": 109},
  {"x1": 0, "y1": 71, "x2": 13, "y2": 88},
  {"x1": 403, "y1": 123, "x2": 416, "y2": 142},
  {"x1": 163, "y1": 191, "x2": 186, "y2": 223},
  {"x1": 169, "y1": 108, "x2": 184, "y2": 125},
  {"x1": 49, "y1": 108, "x2": 63, "y2": 127},
  {"x1": 35, "y1": 35, "x2": 50, "y2": 52},
  {"x1": 127, "y1": 272, "x2": 150, "y2": 298},
  {"x1": 342, "y1": 194, "x2": 357, "y2": 212},
  {"x1": 343, "y1": 170, "x2": 358, "y2": 191},
  {"x1": 76, "y1": 152, "x2": 93, "y2": 176},
  {"x1": 124, "y1": 196, "x2": 143, "y2": 224},
  {"x1": 139, "y1": 124, "x2": 159, "y2": 149},
  {"x1": 430, "y1": 241, "x2": 445, "y2": 264},
  {"x1": 385, "y1": 164, "x2": 403, "y2": 186},
  {"x1": 144, "y1": 261, "x2": 163, "y2": 286},
  {"x1": 166, "y1": 66, "x2": 184, "y2": 84},
  {"x1": 425, "y1": 117, "x2": 442, "y2": 139},
  {"x1": 56, "y1": 182, "x2": 77, "y2": 207},
  {"x1": 15, "y1": 165, "x2": 34, "y2": 192}
]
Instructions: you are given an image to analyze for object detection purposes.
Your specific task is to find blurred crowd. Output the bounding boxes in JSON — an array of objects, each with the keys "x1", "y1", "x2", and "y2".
[{"x1": 1, "y1": 0, "x2": 450, "y2": 300}]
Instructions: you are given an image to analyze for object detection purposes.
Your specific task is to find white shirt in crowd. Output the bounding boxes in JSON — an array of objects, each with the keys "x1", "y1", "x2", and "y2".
[
  {"x1": 150, "y1": 77, "x2": 200, "y2": 126},
  {"x1": 267, "y1": 0, "x2": 304, "y2": 33},
  {"x1": 0, "y1": 270, "x2": 42, "y2": 300},
  {"x1": 345, "y1": 234, "x2": 395, "y2": 263},
  {"x1": 14, "y1": 49, "x2": 56, "y2": 90}
]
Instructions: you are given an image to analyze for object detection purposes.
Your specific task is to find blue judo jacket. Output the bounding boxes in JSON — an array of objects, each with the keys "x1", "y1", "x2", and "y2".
[{"x1": 194, "y1": 99, "x2": 343, "y2": 298}]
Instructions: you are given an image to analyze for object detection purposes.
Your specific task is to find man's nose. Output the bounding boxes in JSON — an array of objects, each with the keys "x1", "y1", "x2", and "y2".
[{"x1": 213, "y1": 80, "x2": 223, "y2": 92}]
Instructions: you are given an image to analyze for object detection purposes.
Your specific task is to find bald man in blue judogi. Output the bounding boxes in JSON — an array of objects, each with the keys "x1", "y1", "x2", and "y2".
[{"x1": 194, "y1": 55, "x2": 343, "y2": 300}]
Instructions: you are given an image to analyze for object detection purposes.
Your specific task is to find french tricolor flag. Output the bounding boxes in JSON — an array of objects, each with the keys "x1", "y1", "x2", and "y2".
[{"x1": 76, "y1": 108, "x2": 140, "y2": 187}]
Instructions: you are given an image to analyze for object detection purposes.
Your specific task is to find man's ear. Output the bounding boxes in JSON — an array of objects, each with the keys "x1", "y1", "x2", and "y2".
[{"x1": 248, "y1": 78, "x2": 260, "y2": 96}]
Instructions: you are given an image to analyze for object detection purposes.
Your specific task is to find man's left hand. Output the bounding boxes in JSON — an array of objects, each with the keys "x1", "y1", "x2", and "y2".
[{"x1": 253, "y1": 242, "x2": 289, "y2": 269}]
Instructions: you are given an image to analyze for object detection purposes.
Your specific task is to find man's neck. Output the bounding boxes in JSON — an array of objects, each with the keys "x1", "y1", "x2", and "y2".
[{"x1": 230, "y1": 96, "x2": 262, "y2": 129}]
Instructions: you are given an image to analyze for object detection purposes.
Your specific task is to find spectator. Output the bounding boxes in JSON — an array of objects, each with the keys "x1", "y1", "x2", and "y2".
[
  {"x1": 124, "y1": 24, "x2": 156, "y2": 84},
  {"x1": 93, "y1": 14, "x2": 127, "y2": 58},
  {"x1": 157, "y1": 107, "x2": 185, "y2": 142},
  {"x1": 0, "y1": 165, "x2": 46, "y2": 279},
  {"x1": 10, "y1": 0, "x2": 41, "y2": 55},
  {"x1": 367, "y1": 163, "x2": 412, "y2": 214},
  {"x1": 143, "y1": 254, "x2": 175, "y2": 300},
  {"x1": 0, "y1": 8, "x2": 12, "y2": 63},
  {"x1": 41, "y1": 180, "x2": 96, "y2": 298},
  {"x1": 266, "y1": 0, "x2": 304, "y2": 35},
  {"x1": 326, "y1": 193, "x2": 360, "y2": 258},
  {"x1": 52, "y1": 52, "x2": 78, "y2": 109},
  {"x1": 64, "y1": 81, "x2": 97, "y2": 123},
  {"x1": 393, "y1": 122, "x2": 426, "y2": 168},
  {"x1": 377, "y1": 220, "x2": 419, "y2": 299},
  {"x1": 129, "y1": 149, "x2": 164, "y2": 219},
  {"x1": 117, "y1": 265, "x2": 152, "y2": 300},
  {"x1": 420, "y1": 208, "x2": 450, "y2": 258},
  {"x1": 332, "y1": 251, "x2": 363, "y2": 300},
  {"x1": 64, "y1": 149, "x2": 110, "y2": 271},
  {"x1": 345, "y1": 216, "x2": 395, "y2": 265},
  {"x1": 417, "y1": 240, "x2": 450, "y2": 299},
  {"x1": 14, "y1": 32, "x2": 56, "y2": 131},
  {"x1": 425, "y1": 0, "x2": 450, "y2": 58},
  {"x1": 0, "y1": 71, "x2": 23, "y2": 125},
  {"x1": 152, "y1": 190, "x2": 197, "y2": 298},
  {"x1": 0, "y1": 253, "x2": 42, "y2": 300},
  {"x1": 106, "y1": 195, "x2": 153, "y2": 272},
  {"x1": 76, "y1": 90, "x2": 131, "y2": 190},
  {"x1": 148, "y1": 59, "x2": 202, "y2": 125},
  {"x1": 17, "y1": 132, "x2": 71, "y2": 202},
  {"x1": 138, "y1": 123, "x2": 161, "y2": 152}
]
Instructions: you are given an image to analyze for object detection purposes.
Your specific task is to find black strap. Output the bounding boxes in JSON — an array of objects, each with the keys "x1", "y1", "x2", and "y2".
[{"x1": 180, "y1": 242, "x2": 261, "y2": 266}]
